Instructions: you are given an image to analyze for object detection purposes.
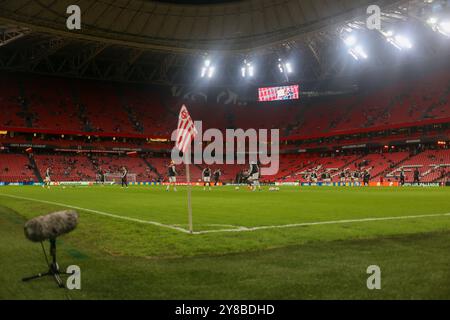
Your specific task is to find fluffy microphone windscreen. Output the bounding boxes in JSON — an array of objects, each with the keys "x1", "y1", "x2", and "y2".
[{"x1": 24, "y1": 210, "x2": 79, "y2": 242}]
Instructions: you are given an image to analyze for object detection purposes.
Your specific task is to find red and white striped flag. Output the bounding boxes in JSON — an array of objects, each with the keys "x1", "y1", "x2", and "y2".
[{"x1": 176, "y1": 104, "x2": 198, "y2": 153}]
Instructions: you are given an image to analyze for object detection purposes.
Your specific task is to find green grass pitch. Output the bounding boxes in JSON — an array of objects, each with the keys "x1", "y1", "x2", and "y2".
[{"x1": 1, "y1": 185, "x2": 450, "y2": 299}]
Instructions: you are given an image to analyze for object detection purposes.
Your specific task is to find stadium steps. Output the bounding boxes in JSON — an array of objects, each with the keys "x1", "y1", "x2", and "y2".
[
  {"x1": 142, "y1": 158, "x2": 162, "y2": 179},
  {"x1": 373, "y1": 152, "x2": 416, "y2": 180},
  {"x1": 118, "y1": 88, "x2": 144, "y2": 133},
  {"x1": 17, "y1": 78, "x2": 34, "y2": 128},
  {"x1": 28, "y1": 154, "x2": 43, "y2": 183},
  {"x1": 342, "y1": 154, "x2": 367, "y2": 170},
  {"x1": 70, "y1": 85, "x2": 92, "y2": 132},
  {"x1": 432, "y1": 170, "x2": 448, "y2": 183}
]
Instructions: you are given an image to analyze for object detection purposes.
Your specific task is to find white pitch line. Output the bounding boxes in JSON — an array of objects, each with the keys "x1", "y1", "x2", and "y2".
[
  {"x1": 192, "y1": 212, "x2": 450, "y2": 234},
  {"x1": 0, "y1": 193, "x2": 191, "y2": 234},
  {"x1": 2, "y1": 193, "x2": 450, "y2": 235}
]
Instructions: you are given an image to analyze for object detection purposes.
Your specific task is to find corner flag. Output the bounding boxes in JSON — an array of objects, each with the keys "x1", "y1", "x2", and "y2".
[
  {"x1": 175, "y1": 104, "x2": 197, "y2": 234},
  {"x1": 176, "y1": 104, "x2": 197, "y2": 154}
]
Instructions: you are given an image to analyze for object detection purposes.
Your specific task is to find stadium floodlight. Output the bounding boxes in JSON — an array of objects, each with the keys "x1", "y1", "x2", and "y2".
[
  {"x1": 278, "y1": 62, "x2": 284, "y2": 73},
  {"x1": 344, "y1": 35, "x2": 357, "y2": 47},
  {"x1": 427, "y1": 17, "x2": 438, "y2": 25},
  {"x1": 348, "y1": 45, "x2": 368, "y2": 60},
  {"x1": 426, "y1": 16, "x2": 450, "y2": 37},
  {"x1": 354, "y1": 46, "x2": 368, "y2": 59},
  {"x1": 208, "y1": 66, "x2": 215, "y2": 78},
  {"x1": 201, "y1": 58, "x2": 215, "y2": 78},
  {"x1": 248, "y1": 65, "x2": 254, "y2": 77},
  {"x1": 343, "y1": 32, "x2": 368, "y2": 60},
  {"x1": 438, "y1": 21, "x2": 450, "y2": 36},
  {"x1": 387, "y1": 33, "x2": 413, "y2": 50},
  {"x1": 285, "y1": 63, "x2": 292, "y2": 73},
  {"x1": 382, "y1": 29, "x2": 413, "y2": 51},
  {"x1": 241, "y1": 60, "x2": 254, "y2": 78},
  {"x1": 277, "y1": 58, "x2": 293, "y2": 74},
  {"x1": 394, "y1": 35, "x2": 413, "y2": 49}
]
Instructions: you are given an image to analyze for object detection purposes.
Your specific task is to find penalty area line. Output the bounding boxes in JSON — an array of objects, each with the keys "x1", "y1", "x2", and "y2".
[{"x1": 0, "y1": 193, "x2": 192, "y2": 234}]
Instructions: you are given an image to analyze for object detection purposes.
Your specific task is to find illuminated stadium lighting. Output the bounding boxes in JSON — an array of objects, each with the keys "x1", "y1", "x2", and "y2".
[
  {"x1": 386, "y1": 33, "x2": 413, "y2": 50},
  {"x1": 348, "y1": 45, "x2": 368, "y2": 60},
  {"x1": 241, "y1": 60, "x2": 254, "y2": 78},
  {"x1": 201, "y1": 58, "x2": 215, "y2": 78},
  {"x1": 278, "y1": 63, "x2": 284, "y2": 73},
  {"x1": 394, "y1": 35, "x2": 413, "y2": 49},
  {"x1": 426, "y1": 16, "x2": 450, "y2": 37},
  {"x1": 343, "y1": 32, "x2": 367, "y2": 60},
  {"x1": 285, "y1": 63, "x2": 292, "y2": 73},
  {"x1": 277, "y1": 58, "x2": 293, "y2": 74},
  {"x1": 354, "y1": 46, "x2": 368, "y2": 59},
  {"x1": 427, "y1": 17, "x2": 438, "y2": 25},
  {"x1": 248, "y1": 65, "x2": 254, "y2": 77},
  {"x1": 207, "y1": 66, "x2": 215, "y2": 78},
  {"x1": 438, "y1": 21, "x2": 450, "y2": 36},
  {"x1": 344, "y1": 35, "x2": 357, "y2": 47}
]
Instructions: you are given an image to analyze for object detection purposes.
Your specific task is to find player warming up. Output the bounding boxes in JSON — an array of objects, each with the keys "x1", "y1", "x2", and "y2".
[
  {"x1": 166, "y1": 161, "x2": 177, "y2": 192},
  {"x1": 202, "y1": 166, "x2": 212, "y2": 191},
  {"x1": 213, "y1": 168, "x2": 221, "y2": 186},
  {"x1": 43, "y1": 167, "x2": 52, "y2": 189},
  {"x1": 121, "y1": 166, "x2": 129, "y2": 188},
  {"x1": 248, "y1": 161, "x2": 261, "y2": 192}
]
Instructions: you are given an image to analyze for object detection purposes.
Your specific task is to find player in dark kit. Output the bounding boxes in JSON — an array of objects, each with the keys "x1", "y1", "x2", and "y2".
[
  {"x1": 121, "y1": 166, "x2": 128, "y2": 188},
  {"x1": 213, "y1": 168, "x2": 221, "y2": 186},
  {"x1": 413, "y1": 168, "x2": 420, "y2": 185},
  {"x1": 400, "y1": 169, "x2": 405, "y2": 186},
  {"x1": 363, "y1": 170, "x2": 370, "y2": 186},
  {"x1": 98, "y1": 168, "x2": 105, "y2": 185},
  {"x1": 340, "y1": 170, "x2": 346, "y2": 183},
  {"x1": 202, "y1": 166, "x2": 212, "y2": 191},
  {"x1": 166, "y1": 161, "x2": 177, "y2": 192}
]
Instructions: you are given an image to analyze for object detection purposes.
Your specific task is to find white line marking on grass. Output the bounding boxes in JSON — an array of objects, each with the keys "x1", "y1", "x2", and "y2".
[
  {"x1": 192, "y1": 212, "x2": 450, "y2": 234},
  {"x1": 2, "y1": 193, "x2": 450, "y2": 235},
  {"x1": 174, "y1": 223, "x2": 240, "y2": 228},
  {"x1": 0, "y1": 193, "x2": 192, "y2": 234}
]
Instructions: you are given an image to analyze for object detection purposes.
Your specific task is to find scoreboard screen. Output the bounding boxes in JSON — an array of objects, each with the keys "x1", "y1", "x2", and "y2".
[{"x1": 258, "y1": 85, "x2": 299, "y2": 102}]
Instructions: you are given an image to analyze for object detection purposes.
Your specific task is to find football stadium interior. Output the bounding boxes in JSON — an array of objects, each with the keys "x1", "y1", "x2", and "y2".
[{"x1": 1, "y1": 0, "x2": 450, "y2": 301}]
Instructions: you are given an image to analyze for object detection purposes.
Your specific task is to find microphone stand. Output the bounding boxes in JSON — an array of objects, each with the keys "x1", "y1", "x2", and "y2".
[{"x1": 22, "y1": 238, "x2": 72, "y2": 288}]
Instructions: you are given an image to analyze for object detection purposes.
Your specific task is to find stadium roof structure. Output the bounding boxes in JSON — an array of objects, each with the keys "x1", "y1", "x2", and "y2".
[{"x1": 0, "y1": 0, "x2": 448, "y2": 85}]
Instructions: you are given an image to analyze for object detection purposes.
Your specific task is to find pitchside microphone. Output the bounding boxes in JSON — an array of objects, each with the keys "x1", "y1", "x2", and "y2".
[
  {"x1": 23, "y1": 210, "x2": 79, "y2": 288},
  {"x1": 24, "y1": 210, "x2": 79, "y2": 242}
]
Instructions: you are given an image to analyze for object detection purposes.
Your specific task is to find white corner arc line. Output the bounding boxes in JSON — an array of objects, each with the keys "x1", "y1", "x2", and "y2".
[{"x1": 0, "y1": 193, "x2": 191, "y2": 234}]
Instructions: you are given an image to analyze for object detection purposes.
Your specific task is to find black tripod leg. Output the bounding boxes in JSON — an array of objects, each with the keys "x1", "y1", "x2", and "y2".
[
  {"x1": 23, "y1": 239, "x2": 67, "y2": 288},
  {"x1": 53, "y1": 272, "x2": 65, "y2": 288},
  {"x1": 22, "y1": 271, "x2": 52, "y2": 282}
]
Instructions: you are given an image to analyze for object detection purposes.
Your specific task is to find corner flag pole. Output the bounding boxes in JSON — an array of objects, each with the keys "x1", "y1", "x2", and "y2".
[
  {"x1": 185, "y1": 152, "x2": 193, "y2": 234},
  {"x1": 176, "y1": 104, "x2": 197, "y2": 234}
]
